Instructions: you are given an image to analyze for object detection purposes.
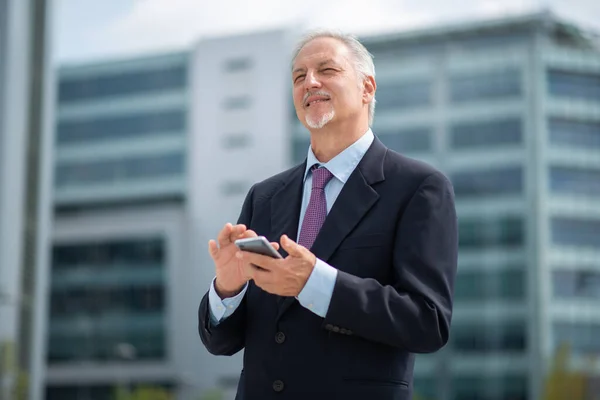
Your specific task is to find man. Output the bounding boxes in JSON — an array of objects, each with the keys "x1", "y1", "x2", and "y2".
[{"x1": 198, "y1": 30, "x2": 458, "y2": 400}]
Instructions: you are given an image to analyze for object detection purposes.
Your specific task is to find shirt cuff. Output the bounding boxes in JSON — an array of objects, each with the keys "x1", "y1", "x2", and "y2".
[
  {"x1": 208, "y1": 277, "x2": 247, "y2": 326},
  {"x1": 296, "y1": 258, "x2": 338, "y2": 318}
]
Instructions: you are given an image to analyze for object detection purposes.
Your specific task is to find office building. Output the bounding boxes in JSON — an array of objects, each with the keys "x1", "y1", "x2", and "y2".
[
  {"x1": 45, "y1": 29, "x2": 293, "y2": 400},
  {"x1": 338, "y1": 11, "x2": 599, "y2": 400}
]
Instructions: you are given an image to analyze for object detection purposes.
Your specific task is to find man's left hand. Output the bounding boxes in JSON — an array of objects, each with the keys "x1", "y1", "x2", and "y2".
[{"x1": 236, "y1": 234, "x2": 316, "y2": 297}]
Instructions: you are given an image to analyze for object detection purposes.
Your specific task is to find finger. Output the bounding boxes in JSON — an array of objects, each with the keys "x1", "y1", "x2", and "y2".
[
  {"x1": 217, "y1": 223, "x2": 233, "y2": 247},
  {"x1": 208, "y1": 240, "x2": 219, "y2": 259},
  {"x1": 280, "y1": 234, "x2": 304, "y2": 257},
  {"x1": 229, "y1": 224, "x2": 247, "y2": 242},
  {"x1": 270, "y1": 242, "x2": 280, "y2": 251},
  {"x1": 240, "y1": 229, "x2": 258, "y2": 239},
  {"x1": 237, "y1": 250, "x2": 276, "y2": 270}
]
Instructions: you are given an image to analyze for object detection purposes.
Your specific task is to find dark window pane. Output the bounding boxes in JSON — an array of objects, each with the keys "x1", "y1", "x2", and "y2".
[
  {"x1": 549, "y1": 118, "x2": 600, "y2": 149},
  {"x1": 377, "y1": 127, "x2": 431, "y2": 152},
  {"x1": 450, "y1": 68, "x2": 521, "y2": 102},
  {"x1": 550, "y1": 166, "x2": 600, "y2": 196},
  {"x1": 59, "y1": 64, "x2": 187, "y2": 103},
  {"x1": 376, "y1": 80, "x2": 431, "y2": 110},
  {"x1": 55, "y1": 152, "x2": 184, "y2": 187},
  {"x1": 452, "y1": 167, "x2": 523, "y2": 197},
  {"x1": 223, "y1": 57, "x2": 252, "y2": 72},
  {"x1": 459, "y1": 216, "x2": 524, "y2": 250},
  {"x1": 548, "y1": 70, "x2": 600, "y2": 102},
  {"x1": 222, "y1": 133, "x2": 252, "y2": 149},
  {"x1": 53, "y1": 238, "x2": 164, "y2": 269},
  {"x1": 221, "y1": 181, "x2": 249, "y2": 196},
  {"x1": 57, "y1": 109, "x2": 186, "y2": 144},
  {"x1": 48, "y1": 239, "x2": 166, "y2": 363},
  {"x1": 450, "y1": 118, "x2": 522, "y2": 149},
  {"x1": 223, "y1": 96, "x2": 251, "y2": 110},
  {"x1": 451, "y1": 321, "x2": 526, "y2": 352},
  {"x1": 455, "y1": 270, "x2": 525, "y2": 301},
  {"x1": 553, "y1": 270, "x2": 600, "y2": 299},
  {"x1": 553, "y1": 323, "x2": 600, "y2": 356},
  {"x1": 551, "y1": 217, "x2": 600, "y2": 249}
]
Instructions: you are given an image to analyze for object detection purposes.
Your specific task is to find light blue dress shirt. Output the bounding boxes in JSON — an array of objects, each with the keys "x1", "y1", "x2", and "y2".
[{"x1": 208, "y1": 129, "x2": 375, "y2": 325}]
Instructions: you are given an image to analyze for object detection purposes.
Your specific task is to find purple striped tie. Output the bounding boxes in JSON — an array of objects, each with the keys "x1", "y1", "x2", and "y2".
[{"x1": 298, "y1": 165, "x2": 334, "y2": 249}]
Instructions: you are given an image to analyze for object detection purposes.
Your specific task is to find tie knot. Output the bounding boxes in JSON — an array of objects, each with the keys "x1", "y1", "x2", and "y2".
[{"x1": 311, "y1": 165, "x2": 334, "y2": 190}]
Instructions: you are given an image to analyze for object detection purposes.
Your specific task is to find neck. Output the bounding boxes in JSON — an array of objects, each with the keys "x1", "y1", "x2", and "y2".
[{"x1": 309, "y1": 118, "x2": 369, "y2": 163}]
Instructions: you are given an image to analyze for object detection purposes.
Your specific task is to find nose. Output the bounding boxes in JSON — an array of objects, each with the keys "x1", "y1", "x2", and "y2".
[{"x1": 304, "y1": 70, "x2": 321, "y2": 90}]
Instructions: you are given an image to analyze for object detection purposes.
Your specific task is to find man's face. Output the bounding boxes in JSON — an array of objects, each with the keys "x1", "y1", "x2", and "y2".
[{"x1": 292, "y1": 37, "x2": 365, "y2": 129}]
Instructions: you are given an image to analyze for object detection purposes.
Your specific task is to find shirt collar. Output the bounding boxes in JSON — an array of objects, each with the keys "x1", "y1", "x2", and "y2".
[{"x1": 304, "y1": 128, "x2": 374, "y2": 184}]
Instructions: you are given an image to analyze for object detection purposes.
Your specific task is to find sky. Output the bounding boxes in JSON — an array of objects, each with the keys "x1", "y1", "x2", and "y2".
[{"x1": 53, "y1": 0, "x2": 600, "y2": 64}]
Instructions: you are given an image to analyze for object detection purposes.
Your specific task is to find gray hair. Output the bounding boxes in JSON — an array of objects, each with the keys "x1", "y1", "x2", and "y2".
[{"x1": 291, "y1": 30, "x2": 377, "y2": 126}]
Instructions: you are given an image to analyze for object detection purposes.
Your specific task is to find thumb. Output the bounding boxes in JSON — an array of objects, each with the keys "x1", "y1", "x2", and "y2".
[{"x1": 281, "y1": 234, "x2": 304, "y2": 257}]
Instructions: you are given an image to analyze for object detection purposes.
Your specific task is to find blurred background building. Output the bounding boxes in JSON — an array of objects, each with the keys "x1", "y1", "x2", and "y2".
[
  {"x1": 0, "y1": 2, "x2": 598, "y2": 400},
  {"x1": 45, "y1": 30, "x2": 292, "y2": 400}
]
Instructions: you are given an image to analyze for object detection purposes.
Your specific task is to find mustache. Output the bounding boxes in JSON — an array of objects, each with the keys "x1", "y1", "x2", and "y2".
[{"x1": 303, "y1": 91, "x2": 331, "y2": 105}]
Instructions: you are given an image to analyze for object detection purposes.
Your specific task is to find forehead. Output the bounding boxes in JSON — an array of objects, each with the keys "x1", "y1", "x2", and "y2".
[{"x1": 292, "y1": 37, "x2": 351, "y2": 69}]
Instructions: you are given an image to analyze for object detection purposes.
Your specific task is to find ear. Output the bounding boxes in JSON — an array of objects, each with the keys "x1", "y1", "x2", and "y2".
[{"x1": 362, "y1": 75, "x2": 376, "y2": 105}]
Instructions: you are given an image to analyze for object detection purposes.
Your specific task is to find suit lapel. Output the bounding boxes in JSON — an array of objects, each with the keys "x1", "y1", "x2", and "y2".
[
  {"x1": 270, "y1": 163, "x2": 306, "y2": 251},
  {"x1": 276, "y1": 137, "x2": 387, "y2": 321}
]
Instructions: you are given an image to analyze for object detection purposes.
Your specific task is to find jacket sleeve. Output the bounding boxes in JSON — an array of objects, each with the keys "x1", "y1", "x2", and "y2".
[
  {"x1": 198, "y1": 185, "x2": 255, "y2": 356},
  {"x1": 323, "y1": 172, "x2": 458, "y2": 353}
]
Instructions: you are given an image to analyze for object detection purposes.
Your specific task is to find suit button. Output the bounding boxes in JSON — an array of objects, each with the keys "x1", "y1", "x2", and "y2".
[
  {"x1": 325, "y1": 324, "x2": 334, "y2": 331},
  {"x1": 273, "y1": 380, "x2": 284, "y2": 392},
  {"x1": 275, "y1": 331, "x2": 286, "y2": 344},
  {"x1": 332, "y1": 326, "x2": 340, "y2": 333}
]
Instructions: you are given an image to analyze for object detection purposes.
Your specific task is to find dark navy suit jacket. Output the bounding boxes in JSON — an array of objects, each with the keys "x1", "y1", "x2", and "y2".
[{"x1": 198, "y1": 137, "x2": 458, "y2": 400}]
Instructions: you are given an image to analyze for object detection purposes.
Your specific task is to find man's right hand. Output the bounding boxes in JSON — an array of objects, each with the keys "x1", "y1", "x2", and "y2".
[{"x1": 208, "y1": 223, "x2": 279, "y2": 299}]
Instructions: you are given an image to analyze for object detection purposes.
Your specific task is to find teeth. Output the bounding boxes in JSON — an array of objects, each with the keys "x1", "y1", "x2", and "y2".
[{"x1": 307, "y1": 99, "x2": 328, "y2": 106}]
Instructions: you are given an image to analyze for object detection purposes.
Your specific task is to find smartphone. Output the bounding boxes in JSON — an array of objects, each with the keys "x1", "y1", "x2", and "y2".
[{"x1": 235, "y1": 236, "x2": 282, "y2": 259}]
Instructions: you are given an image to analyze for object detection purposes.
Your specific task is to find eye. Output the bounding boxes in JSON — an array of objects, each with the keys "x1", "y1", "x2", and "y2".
[{"x1": 294, "y1": 75, "x2": 305, "y2": 83}]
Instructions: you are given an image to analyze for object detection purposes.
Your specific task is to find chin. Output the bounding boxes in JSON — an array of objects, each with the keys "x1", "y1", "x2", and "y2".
[{"x1": 305, "y1": 110, "x2": 335, "y2": 129}]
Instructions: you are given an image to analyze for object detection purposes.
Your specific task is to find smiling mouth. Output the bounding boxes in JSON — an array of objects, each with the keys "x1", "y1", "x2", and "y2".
[{"x1": 306, "y1": 99, "x2": 330, "y2": 107}]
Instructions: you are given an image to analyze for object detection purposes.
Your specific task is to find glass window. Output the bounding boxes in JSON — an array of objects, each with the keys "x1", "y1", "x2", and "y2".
[
  {"x1": 222, "y1": 133, "x2": 252, "y2": 149},
  {"x1": 553, "y1": 323, "x2": 600, "y2": 356},
  {"x1": 59, "y1": 64, "x2": 187, "y2": 103},
  {"x1": 375, "y1": 80, "x2": 432, "y2": 110},
  {"x1": 455, "y1": 269, "x2": 525, "y2": 301},
  {"x1": 450, "y1": 118, "x2": 522, "y2": 149},
  {"x1": 53, "y1": 238, "x2": 164, "y2": 269},
  {"x1": 48, "y1": 239, "x2": 166, "y2": 364},
  {"x1": 221, "y1": 181, "x2": 249, "y2": 196},
  {"x1": 451, "y1": 321, "x2": 527, "y2": 352},
  {"x1": 551, "y1": 217, "x2": 600, "y2": 249},
  {"x1": 57, "y1": 109, "x2": 186, "y2": 144},
  {"x1": 222, "y1": 95, "x2": 251, "y2": 110},
  {"x1": 55, "y1": 151, "x2": 184, "y2": 187},
  {"x1": 413, "y1": 377, "x2": 437, "y2": 399},
  {"x1": 548, "y1": 118, "x2": 600, "y2": 149},
  {"x1": 553, "y1": 270, "x2": 600, "y2": 299},
  {"x1": 547, "y1": 69, "x2": 600, "y2": 102},
  {"x1": 451, "y1": 167, "x2": 523, "y2": 197},
  {"x1": 292, "y1": 136, "x2": 310, "y2": 164},
  {"x1": 550, "y1": 166, "x2": 600, "y2": 196},
  {"x1": 377, "y1": 127, "x2": 432, "y2": 152},
  {"x1": 223, "y1": 57, "x2": 252, "y2": 72},
  {"x1": 459, "y1": 216, "x2": 524, "y2": 250},
  {"x1": 449, "y1": 68, "x2": 521, "y2": 103},
  {"x1": 452, "y1": 375, "x2": 528, "y2": 400}
]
